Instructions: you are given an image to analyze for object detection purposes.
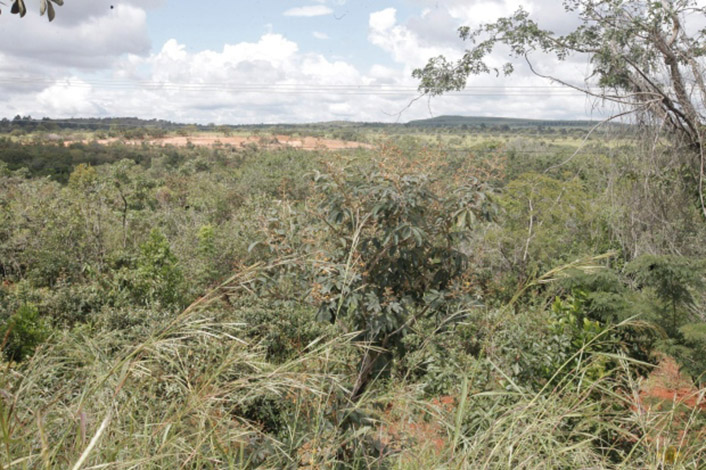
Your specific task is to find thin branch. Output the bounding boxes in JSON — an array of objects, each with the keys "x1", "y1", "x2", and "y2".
[
  {"x1": 383, "y1": 92, "x2": 428, "y2": 123},
  {"x1": 524, "y1": 55, "x2": 660, "y2": 107}
]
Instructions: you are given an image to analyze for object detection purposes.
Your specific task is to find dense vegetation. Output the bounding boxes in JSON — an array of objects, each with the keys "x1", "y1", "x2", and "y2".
[
  {"x1": 0, "y1": 122, "x2": 704, "y2": 468},
  {"x1": 0, "y1": 115, "x2": 602, "y2": 138}
]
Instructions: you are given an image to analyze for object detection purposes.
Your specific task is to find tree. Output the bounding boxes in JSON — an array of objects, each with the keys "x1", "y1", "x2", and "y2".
[
  {"x1": 131, "y1": 228, "x2": 185, "y2": 308},
  {"x1": 413, "y1": 0, "x2": 706, "y2": 214},
  {"x1": 1, "y1": 0, "x2": 64, "y2": 21},
  {"x1": 626, "y1": 254, "x2": 702, "y2": 336},
  {"x1": 109, "y1": 159, "x2": 154, "y2": 249},
  {"x1": 217, "y1": 125, "x2": 233, "y2": 137},
  {"x1": 313, "y1": 160, "x2": 494, "y2": 399},
  {"x1": 495, "y1": 172, "x2": 596, "y2": 282}
]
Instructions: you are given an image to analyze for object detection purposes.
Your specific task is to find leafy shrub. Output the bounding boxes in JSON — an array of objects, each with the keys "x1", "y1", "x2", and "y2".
[
  {"x1": 195, "y1": 224, "x2": 220, "y2": 285},
  {"x1": 312, "y1": 158, "x2": 494, "y2": 397},
  {"x1": 625, "y1": 255, "x2": 703, "y2": 336},
  {"x1": 130, "y1": 229, "x2": 185, "y2": 309},
  {"x1": 625, "y1": 255, "x2": 706, "y2": 378},
  {"x1": 558, "y1": 270, "x2": 656, "y2": 368},
  {"x1": 0, "y1": 303, "x2": 48, "y2": 361},
  {"x1": 494, "y1": 172, "x2": 603, "y2": 282},
  {"x1": 41, "y1": 281, "x2": 106, "y2": 327},
  {"x1": 233, "y1": 299, "x2": 332, "y2": 363},
  {"x1": 679, "y1": 323, "x2": 706, "y2": 382},
  {"x1": 395, "y1": 313, "x2": 483, "y2": 395}
]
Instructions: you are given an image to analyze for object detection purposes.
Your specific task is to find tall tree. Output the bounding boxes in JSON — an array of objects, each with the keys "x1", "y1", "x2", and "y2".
[{"x1": 413, "y1": 0, "x2": 706, "y2": 214}]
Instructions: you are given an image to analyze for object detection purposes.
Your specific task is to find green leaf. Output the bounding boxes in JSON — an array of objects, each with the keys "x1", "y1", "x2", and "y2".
[
  {"x1": 316, "y1": 306, "x2": 332, "y2": 323},
  {"x1": 46, "y1": 0, "x2": 54, "y2": 21}
]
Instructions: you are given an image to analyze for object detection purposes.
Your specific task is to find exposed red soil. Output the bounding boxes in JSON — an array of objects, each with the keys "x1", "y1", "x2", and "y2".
[
  {"x1": 67, "y1": 134, "x2": 372, "y2": 150},
  {"x1": 377, "y1": 395, "x2": 455, "y2": 455}
]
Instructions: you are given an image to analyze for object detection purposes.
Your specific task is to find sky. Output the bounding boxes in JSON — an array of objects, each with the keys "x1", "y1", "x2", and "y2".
[{"x1": 0, "y1": 0, "x2": 613, "y2": 124}]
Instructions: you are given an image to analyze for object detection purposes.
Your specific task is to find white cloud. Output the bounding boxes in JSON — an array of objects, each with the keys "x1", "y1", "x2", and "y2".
[
  {"x1": 411, "y1": 0, "x2": 584, "y2": 35},
  {"x1": 406, "y1": 7, "x2": 464, "y2": 47},
  {"x1": 36, "y1": 78, "x2": 101, "y2": 115},
  {"x1": 4, "y1": 33, "x2": 412, "y2": 124},
  {"x1": 365, "y1": 3, "x2": 595, "y2": 121},
  {"x1": 283, "y1": 5, "x2": 333, "y2": 17},
  {"x1": 368, "y1": 8, "x2": 462, "y2": 69},
  {"x1": 447, "y1": 0, "x2": 532, "y2": 26},
  {"x1": 366, "y1": 64, "x2": 399, "y2": 85},
  {"x1": 1, "y1": 0, "x2": 162, "y2": 26},
  {"x1": 0, "y1": 0, "x2": 605, "y2": 123},
  {"x1": 329, "y1": 102, "x2": 353, "y2": 116},
  {"x1": 0, "y1": 2, "x2": 150, "y2": 69},
  {"x1": 369, "y1": 8, "x2": 396, "y2": 31}
]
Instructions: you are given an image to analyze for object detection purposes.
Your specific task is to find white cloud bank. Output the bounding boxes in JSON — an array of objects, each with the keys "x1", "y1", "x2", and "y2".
[
  {"x1": 0, "y1": 0, "x2": 602, "y2": 123},
  {"x1": 364, "y1": 3, "x2": 595, "y2": 121},
  {"x1": 5, "y1": 33, "x2": 410, "y2": 124},
  {"x1": 0, "y1": 3, "x2": 150, "y2": 69}
]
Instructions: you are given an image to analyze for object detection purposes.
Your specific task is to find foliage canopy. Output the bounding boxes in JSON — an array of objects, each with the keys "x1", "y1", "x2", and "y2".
[{"x1": 414, "y1": 0, "x2": 706, "y2": 213}]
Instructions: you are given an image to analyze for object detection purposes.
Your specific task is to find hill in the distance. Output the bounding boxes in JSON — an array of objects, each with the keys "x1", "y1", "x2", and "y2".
[
  {"x1": 1, "y1": 115, "x2": 614, "y2": 132},
  {"x1": 405, "y1": 115, "x2": 600, "y2": 129}
]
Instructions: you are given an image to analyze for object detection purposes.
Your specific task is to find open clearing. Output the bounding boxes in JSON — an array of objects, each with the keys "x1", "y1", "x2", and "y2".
[{"x1": 71, "y1": 133, "x2": 373, "y2": 150}]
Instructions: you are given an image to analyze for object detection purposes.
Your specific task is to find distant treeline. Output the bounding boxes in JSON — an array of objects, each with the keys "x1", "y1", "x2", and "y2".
[
  {"x1": 0, "y1": 116, "x2": 188, "y2": 133},
  {"x1": 0, "y1": 138, "x2": 160, "y2": 182},
  {"x1": 0, "y1": 114, "x2": 619, "y2": 134},
  {"x1": 404, "y1": 115, "x2": 619, "y2": 129}
]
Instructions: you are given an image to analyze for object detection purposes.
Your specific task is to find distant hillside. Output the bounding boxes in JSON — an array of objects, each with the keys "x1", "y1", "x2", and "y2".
[
  {"x1": 1, "y1": 115, "x2": 615, "y2": 133},
  {"x1": 405, "y1": 115, "x2": 600, "y2": 129}
]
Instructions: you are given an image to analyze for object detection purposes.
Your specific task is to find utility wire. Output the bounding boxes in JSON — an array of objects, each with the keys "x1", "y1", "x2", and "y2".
[{"x1": 0, "y1": 76, "x2": 591, "y2": 96}]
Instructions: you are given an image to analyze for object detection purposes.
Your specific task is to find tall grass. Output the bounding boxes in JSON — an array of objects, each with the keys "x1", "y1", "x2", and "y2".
[{"x1": 0, "y1": 259, "x2": 703, "y2": 469}]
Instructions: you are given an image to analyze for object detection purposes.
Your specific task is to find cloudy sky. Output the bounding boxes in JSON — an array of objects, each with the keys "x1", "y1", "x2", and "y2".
[{"x1": 0, "y1": 0, "x2": 605, "y2": 124}]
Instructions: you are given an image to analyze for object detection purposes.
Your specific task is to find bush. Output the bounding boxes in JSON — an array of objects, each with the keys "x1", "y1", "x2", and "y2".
[
  {"x1": 311, "y1": 158, "x2": 494, "y2": 398},
  {"x1": 233, "y1": 299, "x2": 332, "y2": 363},
  {"x1": 1, "y1": 304, "x2": 48, "y2": 362},
  {"x1": 128, "y1": 229, "x2": 185, "y2": 309}
]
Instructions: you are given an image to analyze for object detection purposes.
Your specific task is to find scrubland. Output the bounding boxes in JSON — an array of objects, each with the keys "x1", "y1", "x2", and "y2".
[{"x1": 0, "y1": 124, "x2": 704, "y2": 469}]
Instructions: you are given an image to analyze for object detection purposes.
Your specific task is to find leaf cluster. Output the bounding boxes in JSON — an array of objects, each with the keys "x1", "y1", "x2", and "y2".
[
  {"x1": 3, "y1": 0, "x2": 63, "y2": 21},
  {"x1": 313, "y1": 162, "x2": 493, "y2": 343}
]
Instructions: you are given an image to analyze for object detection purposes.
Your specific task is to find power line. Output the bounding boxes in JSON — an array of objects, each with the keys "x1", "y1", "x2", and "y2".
[
  {"x1": 0, "y1": 75, "x2": 590, "y2": 89},
  {"x1": 0, "y1": 76, "x2": 591, "y2": 96}
]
